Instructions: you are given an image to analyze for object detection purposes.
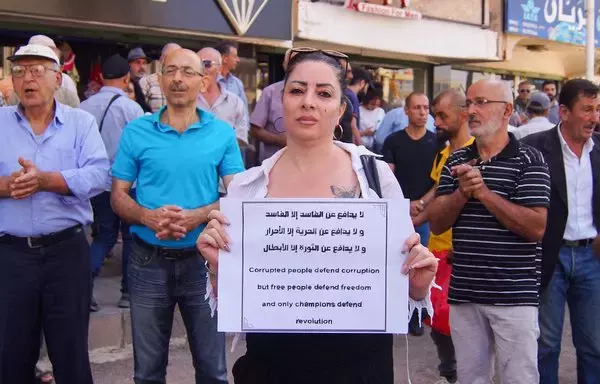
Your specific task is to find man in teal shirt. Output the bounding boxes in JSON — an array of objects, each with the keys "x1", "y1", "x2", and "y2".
[{"x1": 111, "y1": 48, "x2": 244, "y2": 384}]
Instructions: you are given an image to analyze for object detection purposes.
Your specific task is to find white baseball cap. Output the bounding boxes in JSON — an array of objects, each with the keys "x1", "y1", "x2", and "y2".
[
  {"x1": 28, "y1": 34, "x2": 57, "y2": 49},
  {"x1": 8, "y1": 44, "x2": 60, "y2": 64}
]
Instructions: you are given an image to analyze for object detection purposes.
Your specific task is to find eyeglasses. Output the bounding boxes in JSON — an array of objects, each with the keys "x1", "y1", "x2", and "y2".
[
  {"x1": 202, "y1": 60, "x2": 221, "y2": 70},
  {"x1": 465, "y1": 97, "x2": 509, "y2": 108},
  {"x1": 290, "y1": 47, "x2": 349, "y2": 77},
  {"x1": 161, "y1": 65, "x2": 203, "y2": 78},
  {"x1": 11, "y1": 64, "x2": 58, "y2": 78},
  {"x1": 519, "y1": 89, "x2": 531, "y2": 93}
]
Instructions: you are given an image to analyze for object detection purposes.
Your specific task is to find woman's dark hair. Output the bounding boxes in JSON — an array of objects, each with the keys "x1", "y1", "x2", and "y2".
[
  {"x1": 338, "y1": 94, "x2": 355, "y2": 143},
  {"x1": 284, "y1": 52, "x2": 347, "y2": 103},
  {"x1": 558, "y1": 79, "x2": 599, "y2": 111},
  {"x1": 132, "y1": 79, "x2": 152, "y2": 113},
  {"x1": 362, "y1": 86, "x2": 383, "y2": 105}
]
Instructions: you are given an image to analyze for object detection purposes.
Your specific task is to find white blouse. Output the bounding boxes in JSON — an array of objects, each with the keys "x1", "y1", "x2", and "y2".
[{"x1": 206, "y1": 141, "x2": 435, "y2": 328}]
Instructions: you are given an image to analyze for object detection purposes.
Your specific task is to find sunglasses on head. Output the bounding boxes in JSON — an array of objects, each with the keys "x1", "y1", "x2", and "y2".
[{"x1": 289, "y1": 47, "x2": 349, "y2": 77}]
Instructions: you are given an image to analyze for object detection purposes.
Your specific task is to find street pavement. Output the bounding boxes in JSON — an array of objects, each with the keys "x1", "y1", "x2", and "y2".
[
  {"x1": 90, "y1": 325, "x2": 577, "y2": 384},
  {"x1": 86, "y1": 242, "x2": 578, "y2": 383}
]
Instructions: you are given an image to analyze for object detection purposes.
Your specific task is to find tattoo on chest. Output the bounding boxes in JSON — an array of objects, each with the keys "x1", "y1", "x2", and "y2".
[{"x1": 330, "y1": 184, "x2": 360, "y2": 198}]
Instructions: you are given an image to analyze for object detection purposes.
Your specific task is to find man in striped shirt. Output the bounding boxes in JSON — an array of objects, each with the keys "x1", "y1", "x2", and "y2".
[
  {"x1": 139, "y1": 43, "x2": 181, "y2": 112},
  {"x1": 429, "y1": 79, "x2": 551, "y2": 384}
]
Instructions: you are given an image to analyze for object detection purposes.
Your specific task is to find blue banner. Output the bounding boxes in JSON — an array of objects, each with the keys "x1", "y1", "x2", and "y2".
[{"x1": 505, "y1": 0, "x2": 600, "y2": 47}]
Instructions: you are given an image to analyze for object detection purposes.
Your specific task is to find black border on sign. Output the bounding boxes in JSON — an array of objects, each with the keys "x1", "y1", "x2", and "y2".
[{"x1": 240, "y1": 200, "x2": 389, "y2": 333}]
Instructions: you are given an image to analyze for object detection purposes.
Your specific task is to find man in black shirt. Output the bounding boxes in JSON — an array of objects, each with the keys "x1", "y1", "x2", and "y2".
[
  {"x1": 382, "y1": 92, "x2": 438, "y2": 337},
  {"x1": 382, "y1": 92, "x2": 438, "y2": 245}
]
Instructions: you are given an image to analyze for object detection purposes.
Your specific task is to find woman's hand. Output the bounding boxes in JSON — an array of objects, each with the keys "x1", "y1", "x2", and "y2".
[
  {"x1": 196, "y1": 210, "x2": 231, "y2": 297},
  {"x1": 402, "y1": 233, "x2": 438, "y2": 301}
]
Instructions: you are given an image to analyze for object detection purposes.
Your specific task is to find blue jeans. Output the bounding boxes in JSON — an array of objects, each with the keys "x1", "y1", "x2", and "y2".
[
  {"x1": 90, "y1": 190, "x2": 134, "y2": 293},
  {"x1": 538, "y1": 245, "x2": 600, "y2": 384},
  {"x1": 128, "y1": 240, "x2": 227, "y2": 384},
  {"x1": 415, "y1": 222, "x2": 430, "y2": 247}
]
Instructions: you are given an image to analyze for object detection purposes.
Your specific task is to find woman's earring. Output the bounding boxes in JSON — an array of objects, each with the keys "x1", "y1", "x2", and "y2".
[{"x1": 334, "y1": 124, "x2": 344, "y2": 141}]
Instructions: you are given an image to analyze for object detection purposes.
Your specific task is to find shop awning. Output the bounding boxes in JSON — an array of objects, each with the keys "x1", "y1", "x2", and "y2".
[{"x1": 466, "y1": 35, "x2": 600, "y2": 79}]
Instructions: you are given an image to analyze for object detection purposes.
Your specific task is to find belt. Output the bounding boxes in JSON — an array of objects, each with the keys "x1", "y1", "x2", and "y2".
[
  {"x1": 562, "y1": 238, "x2": 595, "y2": 247},
  {"x1": 0, "y1": 225, "x2": 82, "y2": 249},
  {"x1": 133, "y1": 235, "x2": 197, "y2": 260}
]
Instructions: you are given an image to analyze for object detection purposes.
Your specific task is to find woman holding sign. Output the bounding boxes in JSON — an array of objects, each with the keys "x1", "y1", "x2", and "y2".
[{"x1": 197, "y1": 49, "x2": 438, "y2": 384}]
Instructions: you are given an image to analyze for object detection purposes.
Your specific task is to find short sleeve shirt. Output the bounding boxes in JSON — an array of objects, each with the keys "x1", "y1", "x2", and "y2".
[
  {"x1": 382, "y1": 130, "x2": 437, "y2": 200},
  {"x1": 250, "y1": 81, "x2": 285, "y2": 163},
  {"x1": 436, "y1": 134, "x2": 551, "y2": 306},
  {"x1": 112, "y1": 107, "x2": 245, "y2": 248}
]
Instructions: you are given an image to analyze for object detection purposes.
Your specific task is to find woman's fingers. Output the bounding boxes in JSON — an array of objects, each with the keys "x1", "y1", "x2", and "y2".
[
  {"x1": 207, "y1": 227, "x2": 230, "y2": 251},
  {"x1": 207, "y1": 218, "x2": 232, "y2": 244},
  {"x1": 410, "y1": 252, "x2": 439, "y2": 271},
  {"x1": 402, "y1": 232, "x2": 420, "y2": 253},
  {"x1": 402, "y1": 242, "x2": 424, "y2": 274},
  {"x1": 207, "y1": 210, "x2": 230, "y2": 225}
]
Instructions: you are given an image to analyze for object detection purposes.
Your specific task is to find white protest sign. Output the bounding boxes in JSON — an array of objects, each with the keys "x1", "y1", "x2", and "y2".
[{"x1": 217, "y1": 198, "x2": 411, "y2": 334}]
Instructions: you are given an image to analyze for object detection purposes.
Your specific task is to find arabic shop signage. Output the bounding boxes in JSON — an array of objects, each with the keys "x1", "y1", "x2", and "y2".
[{"x1": 505, "y1": 0, "x2": 600, "y2": 47}]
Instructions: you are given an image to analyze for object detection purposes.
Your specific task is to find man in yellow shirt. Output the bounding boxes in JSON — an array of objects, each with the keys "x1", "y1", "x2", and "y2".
[{"x1": 427, "y1": 89, "x2": 473, "y2": 384}]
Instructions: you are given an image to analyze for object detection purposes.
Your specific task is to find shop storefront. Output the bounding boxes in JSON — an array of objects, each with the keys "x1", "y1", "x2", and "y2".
[
  {"x1": 0, "y1": 0, "x2": 293, "y2": 104},
  {"x1": 297, "y1": 0, "x2": 500, "y2": 103},
  {"x1": 464, "y1": 0, "x2": 600, "y2": 87}
]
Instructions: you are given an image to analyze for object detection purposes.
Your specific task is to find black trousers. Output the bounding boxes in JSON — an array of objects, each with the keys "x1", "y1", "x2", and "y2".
[
  {"x1": 0, "y1": 231, "x2": 93, "y2": 384},
  {"x1": 430, "y1": 329, "x2": 457, "y2": 380}
]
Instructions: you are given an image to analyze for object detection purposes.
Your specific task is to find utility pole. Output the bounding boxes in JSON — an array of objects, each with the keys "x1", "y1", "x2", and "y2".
[{"x1": 586, "y1": 0, "x2": 596, "y2": 80}]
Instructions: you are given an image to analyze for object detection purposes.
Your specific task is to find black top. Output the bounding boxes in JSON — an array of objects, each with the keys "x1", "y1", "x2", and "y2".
[
  {"x1": 437, "y1": 134, "x2": 551, "y2": 306},
  {"x1": 381, "y1": 129, "x2": 437, "y2": 200},
  {"x1": 243, "y1": 332, "x2": 393, "y2": 381}
]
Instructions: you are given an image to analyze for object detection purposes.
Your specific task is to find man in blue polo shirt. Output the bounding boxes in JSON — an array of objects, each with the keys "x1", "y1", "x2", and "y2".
[{"x1": 111, "y1": 48, "x2": 244, "y2": 384}]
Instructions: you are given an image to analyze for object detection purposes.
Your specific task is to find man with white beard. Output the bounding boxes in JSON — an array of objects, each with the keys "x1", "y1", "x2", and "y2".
[{"x1": 428, "y1": 79, "x2": 551, "y2": 384}]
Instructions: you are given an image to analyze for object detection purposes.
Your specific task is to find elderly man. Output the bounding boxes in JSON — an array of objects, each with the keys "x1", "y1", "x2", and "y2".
[
  {"x1": 80, "y1": 54, "x2": 144, "y2": 311},
  {"x1": 250, "y1": 50, "x2": 291, "y2": 163},
  {"x1": 197, "y1": 47, "x2": 248, "y2": 147},
  {"x1": 128, "y1": 47, "x2": 150, "y2": 83},
  {"x1": 111, "y1": 49, "x2": 244, "y2": 383},
  {"x1": 523, "y1": 79, "x2": 600, "y2": 383},
  {"x1": 139, "y1": 42, "x2": 181, "y2": 112},
  {"x1": 28, "y1": 35, "x2": 78, "y2": 95},
  {"x1": 0, "y1": 44, "x2": 109, "y2": 384},
  {"x1": 8, "y1": 35, "x2": 80, "y2": 108},
  {"x1": 428, "y1": 79, "x2": 551, "y2": 384}
]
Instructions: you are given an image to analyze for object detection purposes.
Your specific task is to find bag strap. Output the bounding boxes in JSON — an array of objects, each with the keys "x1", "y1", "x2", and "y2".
[
  {"x1": 360, "y1": 155, "x2": 383, "y2": 198},
  {"x1": 99, "y1": 94, "x2": 122, "y2": 133}
]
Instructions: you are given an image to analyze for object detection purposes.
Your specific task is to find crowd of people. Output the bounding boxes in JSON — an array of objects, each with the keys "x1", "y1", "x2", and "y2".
[{"x1": 0, "y1": 32, "x2": 598, "y2": 384}]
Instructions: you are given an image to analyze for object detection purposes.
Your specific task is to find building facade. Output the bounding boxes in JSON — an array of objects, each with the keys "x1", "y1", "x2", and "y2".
[
  {"x1": 297, "y1": 0, "x2": 500, "y2": 104},
  {"x1": 0, "y1": 0, "x2": 294, "y2": 106}
]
